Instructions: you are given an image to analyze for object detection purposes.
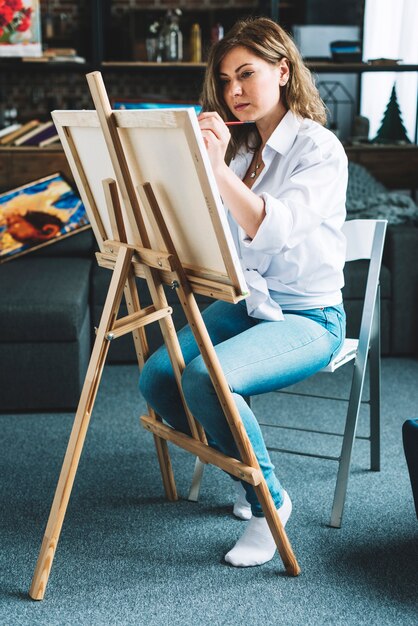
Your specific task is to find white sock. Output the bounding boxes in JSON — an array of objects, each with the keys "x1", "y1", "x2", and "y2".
[
  {"x1": 224, "y1": 490, "x2": 292, "y2": 567},
  {"x1": 232, "y1": 481, "x2": 252, "y2": 520}
]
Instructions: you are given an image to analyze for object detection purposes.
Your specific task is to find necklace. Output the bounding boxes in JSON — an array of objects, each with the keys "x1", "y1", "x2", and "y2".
[
  {"x1": 249, "y1": 148, "x2": 263, "y2": 179},
  {"x1": 250, "y1": 161, "x2": 262, "y2": 179}
]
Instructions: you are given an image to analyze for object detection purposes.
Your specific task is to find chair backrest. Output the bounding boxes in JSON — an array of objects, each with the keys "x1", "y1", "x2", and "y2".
[
  {"x1": 342, "y1": 218, "x2": 387, "y2": 370},
  {"x1": 342, "y1": 218, "x2": 386, "y2": 262}
]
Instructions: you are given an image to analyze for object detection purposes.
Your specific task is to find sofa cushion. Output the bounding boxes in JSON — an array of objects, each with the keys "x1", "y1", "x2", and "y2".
[
  {"x1": 0, "y1": 308, "x2": 91, "y2": 410},
  {"x1": 0, "y1": 257, "x2": 92, "y2": 342},
  {"x1": 32, "y1": 228, "x2": 95, "y2": 258},
  {"x1": 343, "y1": 260, "x2": 391, "y2": 300},
  {"x1": 347, "y1": 162, "x2": 418, "y2": 225}
]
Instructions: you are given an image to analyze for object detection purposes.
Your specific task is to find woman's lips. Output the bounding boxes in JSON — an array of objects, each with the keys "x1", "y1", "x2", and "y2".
[{"x1": 234, "y1": 103, "x2": 249, "y2": 111}]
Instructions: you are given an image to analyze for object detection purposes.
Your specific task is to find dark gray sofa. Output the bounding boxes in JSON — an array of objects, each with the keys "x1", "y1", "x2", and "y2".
[{"x1": 1, "y1": 162, "x2": 417, "y2": 411}]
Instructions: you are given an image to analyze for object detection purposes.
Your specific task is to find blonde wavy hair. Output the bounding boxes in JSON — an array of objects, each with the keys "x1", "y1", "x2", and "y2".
[{"x1": 200, "y1": 17, "x2": 327, "y2": 158}]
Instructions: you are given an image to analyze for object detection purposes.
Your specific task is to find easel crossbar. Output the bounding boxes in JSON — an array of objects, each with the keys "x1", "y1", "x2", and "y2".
[
  {"x1": 108, "y1": 305, "x2": 172, "y2": 340},
  {"x1": 141, "y1": 414, "x2": 263, "y2": 486},
  {"x1": 102, "y1": 239, "x2": 176, "y2": 272},
  {"x1": 96, "y1": 252, "x2": 243, "y2": 304}
]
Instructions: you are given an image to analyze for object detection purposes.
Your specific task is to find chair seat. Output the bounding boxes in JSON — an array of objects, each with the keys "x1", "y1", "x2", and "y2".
[{"x1": 321, "y1": 338, "x2": 358, "y2": 373}]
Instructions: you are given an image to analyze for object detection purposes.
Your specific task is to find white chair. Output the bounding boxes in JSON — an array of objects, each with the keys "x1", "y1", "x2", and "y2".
[{"x1": 189, "y1": 219, "x2": 388, "y2": 528}]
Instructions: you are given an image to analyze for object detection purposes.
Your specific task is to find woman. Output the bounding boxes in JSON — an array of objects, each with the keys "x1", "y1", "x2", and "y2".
[{"x1": 140, "y1": 17, "x2": 347, "y2": 568}]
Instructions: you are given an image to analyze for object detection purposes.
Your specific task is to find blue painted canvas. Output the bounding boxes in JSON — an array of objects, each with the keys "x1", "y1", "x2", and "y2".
[{"x1": 0, "y1": 172, "x2": 90, "y2": 262}]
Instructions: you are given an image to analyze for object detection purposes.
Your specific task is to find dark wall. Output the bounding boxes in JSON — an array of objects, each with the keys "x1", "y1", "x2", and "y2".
[{"x1": 305, "y1": 0, "x2": 364, "y2": 25}]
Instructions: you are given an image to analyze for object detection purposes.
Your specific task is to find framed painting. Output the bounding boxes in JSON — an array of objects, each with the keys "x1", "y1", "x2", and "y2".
[
  {"x1": 0, "y1": 172, "x2": 90, "y2": 262},
  {"x1": 0, "y1": 0, "x2": 42, "y2": 58}
]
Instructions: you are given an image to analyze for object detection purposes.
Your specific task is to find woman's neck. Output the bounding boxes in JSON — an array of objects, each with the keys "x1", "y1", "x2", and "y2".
[{"x1": 256, "y1": 104, "x2": 288, "y2": 147}]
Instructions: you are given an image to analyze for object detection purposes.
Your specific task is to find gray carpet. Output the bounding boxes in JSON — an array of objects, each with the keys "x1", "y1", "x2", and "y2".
[{"x1": 1, "y1": 358, "x2": 417, "y2": 625}]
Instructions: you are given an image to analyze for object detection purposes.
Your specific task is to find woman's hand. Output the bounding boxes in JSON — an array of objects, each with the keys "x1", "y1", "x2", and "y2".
[
  {"x1": 198, "y1": 112, "x2": 230, "y2": 175},
  {"x1": 198, "y1": 112, "x2": 265, "y2": 240}
]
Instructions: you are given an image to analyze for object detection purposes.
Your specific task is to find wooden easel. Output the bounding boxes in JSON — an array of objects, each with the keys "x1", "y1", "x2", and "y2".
[{"x1": 29, "y1": 73, "x2": 300, "y2": 600}]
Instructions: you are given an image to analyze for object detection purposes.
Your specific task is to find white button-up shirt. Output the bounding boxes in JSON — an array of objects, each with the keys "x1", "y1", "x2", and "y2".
[{"x1": 227, "y1": 110, "x2": 347, "y2": 320}]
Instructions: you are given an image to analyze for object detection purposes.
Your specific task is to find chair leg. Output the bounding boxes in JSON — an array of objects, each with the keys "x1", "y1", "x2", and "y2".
[
  {"x1": 188, "y1": 457, "x2": 205, "y2": 501},
  {"x1": 369, "y1": 291, "x2": 381, "y2": 471},
  {"x1": 330, "y1": 360, "x2": 365, "y2": 528}
]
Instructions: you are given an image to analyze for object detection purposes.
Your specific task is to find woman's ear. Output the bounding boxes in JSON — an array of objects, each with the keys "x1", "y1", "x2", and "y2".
[{"x1": 279, "y1": 58, "x2": 290, "y2": 86}]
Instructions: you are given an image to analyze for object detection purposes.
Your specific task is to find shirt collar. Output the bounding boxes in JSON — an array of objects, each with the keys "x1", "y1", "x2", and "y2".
[
  {"x1": 230, "y1": 110, "x2": 302, "y2": 177},
  {"x1": 265, "y1": 110, "x2": 301, "y2": 156}
]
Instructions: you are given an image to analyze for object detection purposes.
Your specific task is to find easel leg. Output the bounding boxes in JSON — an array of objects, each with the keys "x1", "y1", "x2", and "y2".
[
  {"x1": 29, "y1": 247, "x2": 133, "y2": 600},
  {"x1": 123, "y1": 270, "x2": 177, "y2": 501},
  {"x1": 254, "y1": 481, "x2": 300, "y2": 576}
]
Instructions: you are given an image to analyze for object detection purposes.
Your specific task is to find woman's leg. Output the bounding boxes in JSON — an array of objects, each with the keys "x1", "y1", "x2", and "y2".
[
  {"x1": 140, "y1": 301, "x2": 344, "y2": 565},
  {"x1": 181, "y1": 305, "x2": 345, "y2": 517},
  {"x1": 139, "y1": 299, "x2": 259, "y2": 437},
  {"x1": 180, "y1": 304, "x2": 344, "y2": 567}
]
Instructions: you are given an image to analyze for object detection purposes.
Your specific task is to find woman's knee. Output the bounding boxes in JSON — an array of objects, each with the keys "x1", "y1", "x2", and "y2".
[
  {"x1": 139, "y1": 346, "x2": 173, "y2": 404},
  {"x1": 181, "y1": 355, "x2": 215, "y2": 417}
]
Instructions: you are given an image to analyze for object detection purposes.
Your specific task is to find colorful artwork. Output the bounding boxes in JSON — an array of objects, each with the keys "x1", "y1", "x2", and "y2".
[
  {"x1": 0, "y1": 0, "x2": 41, "y2": 57},
  {"x1": 113, "y1": 100, "x2": 202, "y2": 115},
  {"x1": 0, "y1": 173, "x2": 90, "y2": 262}
]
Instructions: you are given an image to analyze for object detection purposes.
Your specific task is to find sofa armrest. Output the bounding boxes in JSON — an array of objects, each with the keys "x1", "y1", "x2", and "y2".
[{"x1": 385, "y1": 225, "x2": 418, "y2": 354}]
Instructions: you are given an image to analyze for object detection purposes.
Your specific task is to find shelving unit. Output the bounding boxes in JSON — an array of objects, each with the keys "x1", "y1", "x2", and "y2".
[
  {"x1": 3, "y1": 57, "x2": 416, "y2": 74},
  {"x1": 0, "y1": 1, "x2": 416, "y2": 164},
  {"x1": 0, "y1": 146, "x2": 72, "y2": 192},
  {"x1": 99, "y1": 60, "x2": 418, "y2": 74}
]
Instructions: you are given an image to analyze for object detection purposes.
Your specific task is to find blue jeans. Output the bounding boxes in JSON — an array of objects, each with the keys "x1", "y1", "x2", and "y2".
[{"x1": 139, "y1": 300, "x2": 345, "y2": 516}]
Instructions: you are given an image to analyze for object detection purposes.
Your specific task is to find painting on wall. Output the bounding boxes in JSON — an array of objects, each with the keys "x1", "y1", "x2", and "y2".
[
  {"x1": 0, "y1": 0, "x2": 42, "y2": 58},
  {"x1": 0, "y1": 173, "x2": 90, "y2": 262}
]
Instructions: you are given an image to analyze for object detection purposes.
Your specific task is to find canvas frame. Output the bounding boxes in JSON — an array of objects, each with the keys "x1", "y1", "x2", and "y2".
[{"x1": 52, "y1": 107, "x2": 248, "y2": 302}]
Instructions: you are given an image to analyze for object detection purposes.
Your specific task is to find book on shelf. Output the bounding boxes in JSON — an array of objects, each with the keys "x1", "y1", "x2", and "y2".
[
  {"x1": 44, "y1": 48, "x2": 78, "y2": 57},
  {"x1": 0, "y1": 120, "x2": 40, "y2": 146},
  {"x1": 22, "y1": 47, "x2": 86, "y2": 64},
  {"x1": 38, "y1": 132, "x2": 60, "y2": 147},
  {"x1": 0, "y1": 123, "x2": 21, "y2": 139},
  {"x1": 14, "y1": 121, "x2": 57, "y2": 147}
]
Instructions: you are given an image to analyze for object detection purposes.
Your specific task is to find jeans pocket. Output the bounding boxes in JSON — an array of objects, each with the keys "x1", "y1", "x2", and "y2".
[{"x1": 325, "y1": 307, "x2": 346, "y2": 360}]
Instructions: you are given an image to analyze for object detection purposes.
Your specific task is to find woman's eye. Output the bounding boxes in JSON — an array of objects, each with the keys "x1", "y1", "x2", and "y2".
[{"x1": 241, "y1": 71, "x2": 254, "y2": 79}]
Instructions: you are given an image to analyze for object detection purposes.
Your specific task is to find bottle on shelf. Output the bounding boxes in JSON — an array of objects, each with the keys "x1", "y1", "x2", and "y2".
[
  {"x1": 211, "y1": 22, "x2": 224, "y2": 44},
  {"x1": 43, "y1": 1, "x2": 55, "y2": 41},
  {"x1": 190, "y1": 23, "x2": 202, "y2": 63},
  {"x1": 168, "y1": 9, "x2": 183, "y2": 61},
  {"x1": 157, "y1": 9, "x2": 183, "y2": 62}
]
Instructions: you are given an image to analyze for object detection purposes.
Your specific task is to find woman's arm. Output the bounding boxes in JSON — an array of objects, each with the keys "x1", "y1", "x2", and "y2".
[{"x1": 198, "y1": 112, "x2": 265, "y2": 240}]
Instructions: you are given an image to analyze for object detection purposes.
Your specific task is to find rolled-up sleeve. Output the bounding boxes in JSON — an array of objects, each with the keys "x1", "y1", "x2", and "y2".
[{"x1": 240, "y1": 138, "x2": 347, "y2": 255}]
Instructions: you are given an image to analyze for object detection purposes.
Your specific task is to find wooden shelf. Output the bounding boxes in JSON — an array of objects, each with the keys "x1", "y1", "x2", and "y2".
[
  {"x1": 101, "y1": 60, "x2": 418, "y2": 73},
  {"x1": 0, "y1": 60, "x2": 93, "y2": 73},
  {"x1": 344, "y1": 143, "x2": 418, "y2": 190},
  {"x1": 2, "y1": 59, "x2": 417, "y2": 74},
  {"x1": 102, "y1": 61, "x2": 206, "y2": 70},
  {"x1": 2, "y1": 143, "x2": 417, "y2": 195},
  {"x1": 307, "y1": 61, "x2": 418, "y2": 73},
  {"x1": 0, "y1": 145, "x2": 73, "y2": 191}
]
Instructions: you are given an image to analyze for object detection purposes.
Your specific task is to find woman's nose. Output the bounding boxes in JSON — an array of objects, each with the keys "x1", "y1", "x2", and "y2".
[{"x1": 229, "y1": 80, "x2": 242, "y2": 97}]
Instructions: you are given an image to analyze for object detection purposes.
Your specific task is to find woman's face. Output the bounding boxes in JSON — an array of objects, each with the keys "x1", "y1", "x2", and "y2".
[{"x1": 219, "y1": 46, "x2": 289, "y2": 127}]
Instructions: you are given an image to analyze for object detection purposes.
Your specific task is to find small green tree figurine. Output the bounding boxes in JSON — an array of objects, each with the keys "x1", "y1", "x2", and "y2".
[{"x1": 372, "y1": 84, "x2": 411, "y2": 144}]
